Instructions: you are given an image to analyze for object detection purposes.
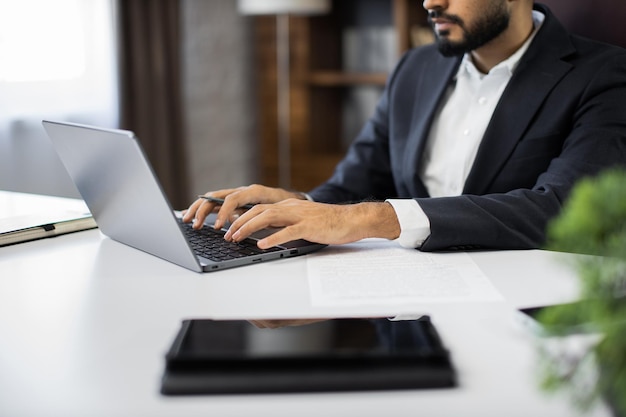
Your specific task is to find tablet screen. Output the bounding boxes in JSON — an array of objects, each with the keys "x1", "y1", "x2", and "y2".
[
  {"x1": 161, "y1": 317, "x2": 456, "y2": 394},
  {"x1": 168, "y1": 317, "x2": 443, "y2": 360}
]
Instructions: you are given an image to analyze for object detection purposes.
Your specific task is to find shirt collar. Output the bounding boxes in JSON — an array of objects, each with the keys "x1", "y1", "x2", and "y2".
[{"x1": 458, "y1": 10, "x2": 545, "y2": 79}]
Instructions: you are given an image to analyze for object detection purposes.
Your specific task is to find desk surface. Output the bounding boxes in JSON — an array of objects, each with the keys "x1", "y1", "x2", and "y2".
[{"x1": 0, "y1": 191, "x2": 608, "y2": 417}]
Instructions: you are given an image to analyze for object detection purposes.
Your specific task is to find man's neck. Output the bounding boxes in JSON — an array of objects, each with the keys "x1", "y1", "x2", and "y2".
[{"x1": 470, "y1": 9, "x2": 535, "y2": 73}]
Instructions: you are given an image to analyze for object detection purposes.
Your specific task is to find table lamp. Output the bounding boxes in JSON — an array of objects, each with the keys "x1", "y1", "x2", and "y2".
[{"x1": 238, "y1": 0, "x2": 331, "y2": 189}]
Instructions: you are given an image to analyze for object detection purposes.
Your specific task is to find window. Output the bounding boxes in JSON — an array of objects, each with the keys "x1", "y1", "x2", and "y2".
[{"x1": 0, "y1": 0, "x2": 118, "y2": 197}]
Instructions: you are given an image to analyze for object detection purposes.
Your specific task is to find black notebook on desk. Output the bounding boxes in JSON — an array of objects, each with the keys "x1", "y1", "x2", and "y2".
[{"x1": 160, "y1": 316, "x2": 456, "y2": 395}]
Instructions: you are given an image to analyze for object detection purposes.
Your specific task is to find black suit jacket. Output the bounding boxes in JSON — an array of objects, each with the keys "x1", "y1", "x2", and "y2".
[{"x1": 309, "y1": 3, "x2": 626, "y2": 251}]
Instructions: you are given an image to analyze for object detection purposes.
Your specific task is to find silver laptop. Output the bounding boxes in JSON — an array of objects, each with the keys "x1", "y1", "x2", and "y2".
[{"x1": 42, "y1": 120, "x2": 326, "y2": 272}]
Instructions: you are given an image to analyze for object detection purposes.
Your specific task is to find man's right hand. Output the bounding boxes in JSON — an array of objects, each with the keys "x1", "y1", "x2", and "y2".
[{"x1": 181, "y1": 184, "x2": 306, "y2": 230}]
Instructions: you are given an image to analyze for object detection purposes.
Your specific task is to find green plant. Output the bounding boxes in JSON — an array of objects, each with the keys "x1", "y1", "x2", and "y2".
[{"x1": 539, "y1": 167, "x2": 626, "y2": 416}]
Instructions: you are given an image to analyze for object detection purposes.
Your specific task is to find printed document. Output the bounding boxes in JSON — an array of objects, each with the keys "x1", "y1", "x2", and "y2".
[{"x1": 307, "y1": 239, "x2": 503, "y2": 306}]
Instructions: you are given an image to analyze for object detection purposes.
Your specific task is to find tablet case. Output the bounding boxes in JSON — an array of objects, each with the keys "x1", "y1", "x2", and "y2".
[{"x1": 160, "y1": 316, "x2": 456, "y2": 395}]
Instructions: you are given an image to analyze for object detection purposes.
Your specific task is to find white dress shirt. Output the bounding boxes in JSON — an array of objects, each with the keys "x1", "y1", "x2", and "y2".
[{"x1": 387, "y1": 11, "x2": 545, "y2": 248}]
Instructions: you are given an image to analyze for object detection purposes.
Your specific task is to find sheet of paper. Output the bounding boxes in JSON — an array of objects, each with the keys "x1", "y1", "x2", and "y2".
[{"x1": 307, "y1": 240, "x2": 504, "y2": 306}]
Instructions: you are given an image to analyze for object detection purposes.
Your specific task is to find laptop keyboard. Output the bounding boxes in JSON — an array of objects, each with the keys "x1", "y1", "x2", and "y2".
[{"x1": 179, "y1": 220, "x2": 280, "y2": 262}]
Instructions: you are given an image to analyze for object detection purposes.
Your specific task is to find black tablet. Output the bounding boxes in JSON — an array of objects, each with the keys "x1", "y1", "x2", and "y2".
[{"x1": 160, "y1": 316, "x2": 456, "y2": 395}]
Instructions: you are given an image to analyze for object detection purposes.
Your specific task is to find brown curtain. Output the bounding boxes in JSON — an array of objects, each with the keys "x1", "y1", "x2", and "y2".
[{"x1": 117, "y1": 0, "x2": 189, "y2": 208}]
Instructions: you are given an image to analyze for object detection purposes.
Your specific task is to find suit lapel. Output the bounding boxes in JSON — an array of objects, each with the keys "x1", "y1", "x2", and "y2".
[{"x1": 463, "y1": 6, "x2": 576, "y2": 195}]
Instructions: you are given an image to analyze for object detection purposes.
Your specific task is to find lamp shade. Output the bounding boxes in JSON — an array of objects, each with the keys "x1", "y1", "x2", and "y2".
[{"x1": 238, "y1": 0, "x2": 331, "y2": 15}]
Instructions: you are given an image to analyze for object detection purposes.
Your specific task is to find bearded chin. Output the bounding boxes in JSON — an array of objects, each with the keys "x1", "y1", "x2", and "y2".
[
  {"x1": 436, "y1": 36, "x2": 471, "y2": 57},
  {"x1": 433, "y1": 9, "x2": 510, "y2": 57}
]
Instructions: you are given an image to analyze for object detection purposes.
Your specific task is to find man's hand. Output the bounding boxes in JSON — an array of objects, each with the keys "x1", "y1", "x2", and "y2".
[
  {"x1": 224, "y1": 199, "x2": 401, "y2": 248},
  {"x1": 182, "y1": 184, "x2": 305, "y2": 230}
]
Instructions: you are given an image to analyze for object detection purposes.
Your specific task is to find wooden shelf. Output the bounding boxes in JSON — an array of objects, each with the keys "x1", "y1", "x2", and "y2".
[
  {"x1": 306, "y1": 71, "x2": 388, "y2": 87},
  {"x1": 252, "y1": 0, "x2": 427, "y2": 190}
]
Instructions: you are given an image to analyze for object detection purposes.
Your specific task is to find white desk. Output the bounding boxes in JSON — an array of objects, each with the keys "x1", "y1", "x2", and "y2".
[{"x1": 0, "y1": 191, "x2": 609, "y2": 417}]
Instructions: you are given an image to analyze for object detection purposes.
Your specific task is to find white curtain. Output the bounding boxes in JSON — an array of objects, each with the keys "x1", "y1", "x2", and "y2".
[{"x1": 0, "y1": 0, "x2": 118, "y2": 197}]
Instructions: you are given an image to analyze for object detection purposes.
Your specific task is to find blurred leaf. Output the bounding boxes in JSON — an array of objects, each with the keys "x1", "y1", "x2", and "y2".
[{"x1": 539, "y1": 167, "x2": 626, "y2": 416}]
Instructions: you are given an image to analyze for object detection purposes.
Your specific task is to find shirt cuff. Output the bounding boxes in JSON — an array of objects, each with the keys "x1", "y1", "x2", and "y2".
[
  {"x1": 385, "y1": 199, "x2": 431, "y2": 248},
  {"x1": 300, "y1": 192, "x2": 314, "y2": 202}
]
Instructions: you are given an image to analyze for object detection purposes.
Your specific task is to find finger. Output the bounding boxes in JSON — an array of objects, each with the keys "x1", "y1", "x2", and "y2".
[
  {"x1": 181, "y1": 198, "x2": 204, "y2": 223},
  {"x1": 256, "y1": 227, "x2": 300, "y2": 249},
  {"x1": 183, "y1": 189, "x2": 248, "y2": 230},
  {"x1": 192, "y1": 199, "x2": 219, "y2": 229},
  {"x1": 213, "y1": 185, "x2": 293, "y2": 230},
  {"x1": 214, "y1": 190, "x2": 263, "y2": 229},
  {"x1": 227, "y1": 208, "x2": 246, "y2": 223},
  {"x1": 223, "y1": 205, "x2": 272, "y2": 241},
  {"x1": 184, "y1": 189, "x2": 230, "y2": 224},
  {"x1": 227, "y1": 207, "x2": 300, "y2": 247},
  {"x1": 214, "y1": 196, "x2": 247, "y2": 230},
  {"x1": 209, "y1": 188, "x2": 239, "y2": 199}
]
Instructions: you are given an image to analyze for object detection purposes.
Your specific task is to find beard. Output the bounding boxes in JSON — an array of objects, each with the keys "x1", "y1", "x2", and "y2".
[{"x1": 428, "y1": 2, "x2": 511, "y2": 57}]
